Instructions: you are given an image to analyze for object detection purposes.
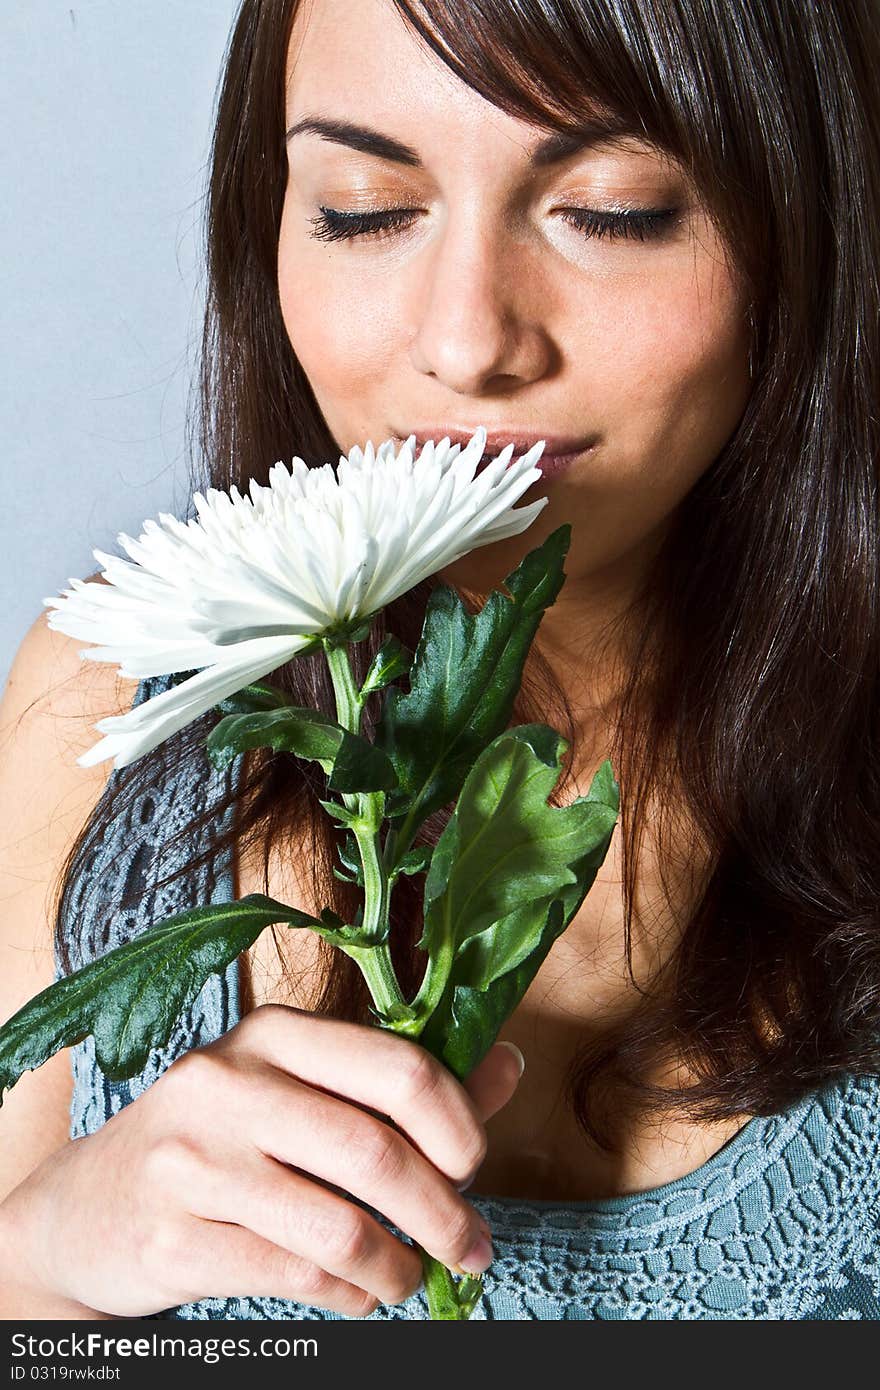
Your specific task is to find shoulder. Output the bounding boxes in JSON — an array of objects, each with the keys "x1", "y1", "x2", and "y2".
[
  {"x1": 0, "y1": 579, "x2": 139, "y2": 914},
  {"x1": 2, "y1": 576, "x2": 136, "y2": 755}
]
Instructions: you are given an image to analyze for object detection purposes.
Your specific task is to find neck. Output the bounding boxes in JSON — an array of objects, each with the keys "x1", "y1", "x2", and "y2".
[{"x1": 528, "y1": 574, "x2": 650, "y2": 785}]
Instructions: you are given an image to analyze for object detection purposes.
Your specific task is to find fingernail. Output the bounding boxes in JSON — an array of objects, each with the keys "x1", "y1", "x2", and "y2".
[
  {"x1": 456, "y1": 1231, "x2": 494, "y2": 1276},
  {"x1": 497, "y1": 1040, "x2": 525, "y2": 1077}
]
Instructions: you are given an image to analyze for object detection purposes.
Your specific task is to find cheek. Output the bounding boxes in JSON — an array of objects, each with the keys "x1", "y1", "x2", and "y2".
[
  {"x1": 522, "y1": 254, "x2": 752, "y2": 588},
  {"x1": 277, "y1": 204, "x2": 401, "y2": 416},
  {"x1": 593, "y1": 255, "x2": 751, "y2": 488}
]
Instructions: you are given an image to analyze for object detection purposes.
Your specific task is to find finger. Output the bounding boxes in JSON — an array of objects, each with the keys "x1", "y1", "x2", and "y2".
[
  {"x1": 225, "y1": 1060, "x2": 493, "y2": 1275},
  {"x1": 230, "y1": 1006, "x2": 488, "y2": 1188},
  {"x1": 147, "y1": 1213, "x2": 381, "y2": 1318},
  {"x1": 462, "y1": 1041, "x2": 526, "y2": 1123},
  {"x1": 188, "y1": 1150, "x2": 424, "y2": 1307}
]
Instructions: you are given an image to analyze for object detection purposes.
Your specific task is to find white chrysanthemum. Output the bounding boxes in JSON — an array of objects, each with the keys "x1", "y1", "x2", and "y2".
[{"x1": 44, "y1": 427, "x2": 547, "y2": 770}]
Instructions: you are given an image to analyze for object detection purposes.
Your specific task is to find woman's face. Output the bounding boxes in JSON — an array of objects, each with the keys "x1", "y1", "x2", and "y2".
[{"x1": 278, "y1": 0, "x2": 752, "y2": 615}]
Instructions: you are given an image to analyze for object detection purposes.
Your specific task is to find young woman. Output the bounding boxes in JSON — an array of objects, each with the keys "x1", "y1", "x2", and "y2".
[{"x1": 2, "y1": 0, "x2": 879, "y2": 1320}]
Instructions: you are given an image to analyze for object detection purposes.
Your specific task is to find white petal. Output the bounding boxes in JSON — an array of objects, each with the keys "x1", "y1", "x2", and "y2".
[
  {"x1": 79, "y1": 637, "x2": 304, "y2": 769},
  {"x1": 47, "y1": 422, "x2": 547, "y2": 765}
]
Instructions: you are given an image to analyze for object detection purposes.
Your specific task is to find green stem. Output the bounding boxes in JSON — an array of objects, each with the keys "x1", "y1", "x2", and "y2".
[
  {"x1": 407, "y1": 927, "x2": 455, "y2": 1034},
  {"x1": 342, "y1": 939, "x2": 406, "y2": 1015},
  {"x1": 322, "y1": 640, "x2": 393, "y2": 951},
  {"x1": 339, "y1": 936, "x2": 482, "y2": 1319},
  {"x1": 419, "y1": 1253, "x2": 484, "y2": 1320},
  {"x1": 323, "y1": 641, "x2": 365, "y2": 816},
  {"x1": 336, "y1": 939, "x2": 483, "y2": 1318},
  {"x1": 323, "y1": 639, "x2": 364, "y2": 735},
  {"x1": 349, "y1": 798, "x2": 389, "y2": 944},
  {"x1": 319, "y1": 637, "x2": 482, "y2": 1320}
]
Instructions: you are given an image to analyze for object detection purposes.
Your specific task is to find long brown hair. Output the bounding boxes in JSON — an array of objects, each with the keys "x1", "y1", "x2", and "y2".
[{"x1": 55, "y1": 0, "x2": 880, "y2": 1149}]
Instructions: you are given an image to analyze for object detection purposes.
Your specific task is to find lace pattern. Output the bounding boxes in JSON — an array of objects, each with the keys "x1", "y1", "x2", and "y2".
[
  {"x1": 58, "y1": 675, "x2": 241, "y2": 1134},
  {"x1": 57, "y1": 676, "x2": 880, "y2": 1319}
]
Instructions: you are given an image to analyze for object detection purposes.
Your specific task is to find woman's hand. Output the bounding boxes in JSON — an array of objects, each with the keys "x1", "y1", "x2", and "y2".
[{"x1": 0, "y1": 1006, "x2": 524, "y2": 1318}]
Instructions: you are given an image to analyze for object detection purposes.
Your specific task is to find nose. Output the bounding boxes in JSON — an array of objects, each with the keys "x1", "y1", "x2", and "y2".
[{"x1": 407, "y1": 210, "x2": 554, "y2": 396}]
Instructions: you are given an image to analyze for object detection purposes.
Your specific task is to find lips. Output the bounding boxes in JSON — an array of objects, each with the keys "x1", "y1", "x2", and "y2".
[
  {"x1": 477, "y1": 442, "x2": 593, "y2": 484},
  {"x1": 392, "y1": 426, "x2": 595, "y2": 480},
  {"x1": 476, "y1": 447, "x2": 543, "y2": 478}
]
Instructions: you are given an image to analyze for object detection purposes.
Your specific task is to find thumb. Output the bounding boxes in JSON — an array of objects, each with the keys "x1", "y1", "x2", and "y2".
[{"x1": 462, "y1": 1040, "x2": 526, "y2": 1123}]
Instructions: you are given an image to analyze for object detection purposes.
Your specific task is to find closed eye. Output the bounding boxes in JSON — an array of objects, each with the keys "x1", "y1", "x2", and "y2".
[
  {"x1": 308, "y1": 206, "x2": 425, "y2": 243},
  {"x1": 307, "y1": 204, "x2": 680, "y2": 245},
  {"x1": 555, "y1": 205, "x2": 679, "y2": 242}
]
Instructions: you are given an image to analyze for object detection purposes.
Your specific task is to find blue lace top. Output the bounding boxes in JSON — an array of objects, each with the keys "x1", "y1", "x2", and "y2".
[{"x1": 57, "y1": 675, "x2": 880, "y2": 1320}]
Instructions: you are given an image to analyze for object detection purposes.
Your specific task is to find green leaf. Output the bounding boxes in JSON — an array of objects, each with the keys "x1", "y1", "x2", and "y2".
[
  {"x1": 426, "y1": 898, "x2": 566, "y2": 1078},
  {"x1": 334, "y1": 832, "x2": 365, "y2": 887},
  {"x1": 418, "y1": 725, "x2": 616, "y2": 954},
  {"x1": 446, "y1": 896, "x2": 565, "y2": 989},
  {"x1": 318, "y1": 905, "x2": 349, "y2": 930},
  {"x1": 375, "y1": 525, "x2": 570, "y2": 856},
  {"x1": 206, "y1": 707, "x2": 398, "y2": 793},
  {"x1": 322, "y1": 614, "x2": 376, "y2": 647},
  {"x1": 0, "y1": 894, "x2": 355, "y2": 1105},
  {"x1": 216, "y1": 681, "x2": 291, "y2": 715},
  {"x1": 318, "y1": 797, "x2": 363, "y2": 829},
  {"x1": 416, "y1": 730, "x2": 619, "y2": 1077},
  {"x1": 369, "y1": 1001, "x2": 419, "y2": 1028},
  {"x1": 360, "y1": 635, "x2": 412, "y2": 699},
  {"x1": 392, "y1": 845, "x2": 434, "y2": 879},
  {"x1": 328, "y1": 733, "x2": 397, "y2": 794},
  {"x1": 454, "y1": 1276, "x2": 485, "y2": 1319}
]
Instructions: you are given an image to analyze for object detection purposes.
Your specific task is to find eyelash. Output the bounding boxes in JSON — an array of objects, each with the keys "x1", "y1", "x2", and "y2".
[{"x1": 307, "y1": 204, "x2": 679, "y2": 245}]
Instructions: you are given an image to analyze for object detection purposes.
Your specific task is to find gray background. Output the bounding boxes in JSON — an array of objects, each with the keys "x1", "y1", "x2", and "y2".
[{"x1": 0, "y1": 1, "x2": 241, "y2": 692}]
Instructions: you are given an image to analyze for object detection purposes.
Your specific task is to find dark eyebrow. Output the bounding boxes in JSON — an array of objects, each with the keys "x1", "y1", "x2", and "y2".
[{"x1": 284, "y1": 112, "x2": 645, "y2": 168}]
